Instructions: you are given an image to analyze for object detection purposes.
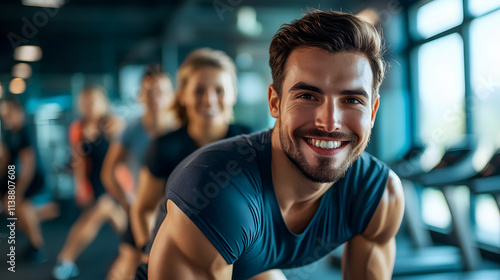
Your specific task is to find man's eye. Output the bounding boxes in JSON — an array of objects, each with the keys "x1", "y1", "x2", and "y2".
[
  {"x1": 299, "y1": 94, "x2": 316, "y2": 100},
  {"x1": 345, "y1": 98, "x2": 361, "y2": 104}
]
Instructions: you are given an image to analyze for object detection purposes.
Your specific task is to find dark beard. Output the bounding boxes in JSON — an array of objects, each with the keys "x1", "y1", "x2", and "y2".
[{"x1": 279, "y1": 125, "x2": 367, "y2": 183}]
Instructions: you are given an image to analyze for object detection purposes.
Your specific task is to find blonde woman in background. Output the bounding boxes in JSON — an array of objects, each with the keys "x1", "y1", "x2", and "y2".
[{"x1": 130, "y1": 48, "x2": 251, "y2": 278}]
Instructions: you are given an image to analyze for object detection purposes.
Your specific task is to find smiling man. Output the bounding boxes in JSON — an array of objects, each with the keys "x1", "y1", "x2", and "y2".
[{"x1": 148, "y1": 10, "x2": 404, "y2": 280}]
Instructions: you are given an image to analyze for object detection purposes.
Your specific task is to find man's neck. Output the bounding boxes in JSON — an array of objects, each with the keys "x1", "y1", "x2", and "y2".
[
  {"x1": 142, "y1": 111, "x2": 171, "y2": 137},
  {"x1": 270, "y1": 127, "x2": 333, "y2": 217}
]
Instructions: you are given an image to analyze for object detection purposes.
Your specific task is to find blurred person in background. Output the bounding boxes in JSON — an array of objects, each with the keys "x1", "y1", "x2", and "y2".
[
  {"x1": 130, "y1": 48, "x2": 251, "y2": 278},
  {"x1": 0, "y1": 96, "x2": 47, "y2": 264},
  {"x1": 53, "y1": 85, "x2": 126, "y2": 280},
  {"x1": 101, "y1": 64, "x2": 177, "y2": 280}
]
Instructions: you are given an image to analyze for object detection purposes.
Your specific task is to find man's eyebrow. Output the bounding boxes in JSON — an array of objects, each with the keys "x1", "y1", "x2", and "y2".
[
  {"x1": 289, "y1": 82, "x2": 370, "y2": 99},
  {"x1": 289, "y1": 82, "x2": 323, "y2": 94},
  {"x1": 341, "y1": 89, "x2": 369, "y2": 99}
]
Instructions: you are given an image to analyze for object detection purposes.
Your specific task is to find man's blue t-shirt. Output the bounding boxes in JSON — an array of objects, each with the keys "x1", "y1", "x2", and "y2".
[{"x1": 155, "y1": 129, "x2": 389, "y2": 280}]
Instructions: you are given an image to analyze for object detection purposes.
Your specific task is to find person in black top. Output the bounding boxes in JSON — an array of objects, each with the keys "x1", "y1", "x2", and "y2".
[
  {"x1": 0, "y1": 96, "x2": 47, "y2": 263},
  {"x1": 130, "y1": 48, "x2": 250, "y2": 268},
  {"x1": 53, "y1": 86, "x2": 126, "y2": 280}
]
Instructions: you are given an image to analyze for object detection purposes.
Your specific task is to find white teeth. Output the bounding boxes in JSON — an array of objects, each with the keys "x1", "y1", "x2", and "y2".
[
  {"x1": 320, "y1": 140, "x2": 328, "y2": 148},
  {"x1": 307, "y1": 138, "x2": 342, "y2": 149},
  {"x1": 327, "y1": 141, "x2": 334, "y2": 149}
]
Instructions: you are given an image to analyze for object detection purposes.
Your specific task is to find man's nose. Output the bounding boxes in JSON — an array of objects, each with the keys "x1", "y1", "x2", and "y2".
[{"x1": 315, "y1": 99, "x2": 341, "y2": 132}]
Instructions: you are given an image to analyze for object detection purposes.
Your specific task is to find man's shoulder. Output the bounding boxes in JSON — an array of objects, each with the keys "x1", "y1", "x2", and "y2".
[
  {"x1": 227, "y1": 124, "x2": 253, "y2": 137},
  {"x1": 359, "y1": 152, "x2": 388, "y2": 167},
  {"x1": 341, "y1": 153, "x2": 395, "y2": 236},
  {"x1": 166, "y1": 130, "x2": 272, "y2": 198},
  {"x1": 190, "y1": 129, "x2": 271, "y2": 164},
  {"x1": 361, "y1": 170, "x2": 404, "y2": 243},
  {"x1": 350, "y1": 152, "x2": 390, "y2": 179}
]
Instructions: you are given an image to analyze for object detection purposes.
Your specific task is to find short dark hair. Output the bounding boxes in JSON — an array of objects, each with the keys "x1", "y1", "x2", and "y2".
[
  {"x1": 142, "y1": 63, "x2": 171, "y2": 81},
  {"x1": 269, "y1": 9, "x2": 386, "y2": 101}
]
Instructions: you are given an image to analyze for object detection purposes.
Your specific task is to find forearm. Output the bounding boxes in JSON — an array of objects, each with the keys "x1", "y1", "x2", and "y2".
[
  {"x1": 73, "y1": 164, "x2": 88, "y2": 194},
  {"x1": 130, "y1": 202, "x2": 155, "y2": 248},
  {"x1": 72, "y1": 147, "x2": 87, "y2": 188},
  {"x1": 132, "y1": 168, "x2": 166, "y2": 248},
  {"x1": 102, "y1": 175, "x2": 130, "y2": 211},
  {"x1": 101, "y1": 142, "x2": 130, "y2": 211}
]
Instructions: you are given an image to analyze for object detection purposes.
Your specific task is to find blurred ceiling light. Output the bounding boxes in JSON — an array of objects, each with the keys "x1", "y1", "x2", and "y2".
[
  {"x1": 14, "y1": 45, "x2": 43, "y2": 62},
  {"x1": 237, "y1": 7, "x2": 262, "y2": 36},
  {"x1": 22, "y1": 0, "x2": 64, "y2": 8},
  {"x1": 356, "y1": 8, "x2": 380, "y2": 25},
  {"x1": 9, "y1": 78, "x2": 27, "y2": 94},
  {"x1": 12, "y1": 63, "x2": 33, "y2": 79}
]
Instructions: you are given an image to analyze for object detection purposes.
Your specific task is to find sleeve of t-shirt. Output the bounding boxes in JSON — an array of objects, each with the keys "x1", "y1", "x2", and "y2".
[
  {"x1": 143, "y1": 137, "x2": 166, "y2": 179},
  {"x1": 68, "y1": 120, "x2": 82, "y2": 147},
  {"x1": 165, "y1": 153, "x2": 258, "y2": 265},
  {"x1": 349, "y1": 154, "x2": 389, "y2": 235}
]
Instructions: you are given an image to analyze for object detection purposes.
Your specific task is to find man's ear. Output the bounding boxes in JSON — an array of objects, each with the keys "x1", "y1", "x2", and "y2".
[
  {"x1": 371, "y1": 94, "x2": 380, "y2": 128},
  {"x1": 268, "y1": 84, "x2": 280, "y2": 119}
]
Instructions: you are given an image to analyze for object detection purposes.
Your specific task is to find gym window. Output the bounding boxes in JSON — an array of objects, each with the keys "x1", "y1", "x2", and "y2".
[{"x1": 410, "y1": 0, "x2": 500, "y2": 247}]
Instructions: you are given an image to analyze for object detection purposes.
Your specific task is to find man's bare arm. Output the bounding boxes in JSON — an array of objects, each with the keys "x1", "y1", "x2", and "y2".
[
  {"x1": 342, "y1": 170, "x2": 405, "y2": 280},
  {"x1": 130, "y1": 167, "x2": 166, "y2": 249},
  {"x1": 101, "y1": 142, "x2": 130, "y2": 212},
  {"x1": 149, "y1": 199, "x2": 233, "y2": 280}
]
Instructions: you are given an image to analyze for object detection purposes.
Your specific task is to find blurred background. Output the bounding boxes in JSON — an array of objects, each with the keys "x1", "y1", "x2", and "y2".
[{"x1": 0, "y1": 0, "x2": 499, "y2": 279}]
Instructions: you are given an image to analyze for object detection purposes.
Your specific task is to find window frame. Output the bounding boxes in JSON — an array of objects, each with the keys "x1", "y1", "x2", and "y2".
[{"x1": 405, "y1": 0, "x2": 500, "y2": 250}]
